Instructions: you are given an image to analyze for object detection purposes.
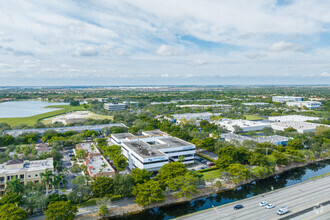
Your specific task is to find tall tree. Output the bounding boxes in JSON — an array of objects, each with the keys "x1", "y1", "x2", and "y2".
[
  {"x1": 53, "y1": 173, "x2": 67, "y2": 195},
  {"x1": 130, "y1": 168, "x2": 151, "y2": 185},
  {"x1": 40, "y1": 168, "x2": 54, "y2": 196},
  {"x1": 0, "y1": 203, "x2": 28, "y2": 220},
  {"x1": 44, "y1": 201, "x2": 78, "y2": 220},
  {"x1": 132, "y1": 180, "x2": 165, "y2": 206},
  {"x1": 6, "y1": 177, "x2": 23, "y2": 194}
]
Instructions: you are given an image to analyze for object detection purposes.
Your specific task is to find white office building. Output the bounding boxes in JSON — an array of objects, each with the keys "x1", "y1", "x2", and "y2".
[
  {"x1": 214, "y1": 119, "x2": 271, "y2": 133},
  {"x1": 268, "y1": 115, "x2": 320, "y2": 122},
  {"x1": 272, "y1": 96, "x2": 304, "y2": 103},
  {"x1": 104, "y1": 103, "x2": 127, "y2": 111},
  {"x1": 286, "y1": 101, "x2": 321, "y2": 109},
  {"x1": 110, "y1": 130, "x2": 196, "y2": 171}
]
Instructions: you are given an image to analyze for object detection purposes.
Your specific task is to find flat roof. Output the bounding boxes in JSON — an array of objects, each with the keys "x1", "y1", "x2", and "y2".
[
  {"x1": 86, "y1": 155, "x2": 115, "y2": 174},
  {"x1": 3, "y1": 123, "x2": 127, "y2": 137},
  {"x1": 0, "y1": 158, "x2": 53, "y2": 175},
  {"x1": 111, "y1": 133, "x2": 135, "y2": 140},
  {"x1": 157, "y1": 137, "x2": 193, "y2": 148},
  {"x1": 141, "y1": 130, "x2": 168, "y2": 136},
  {"x1": 122, "y1": 141, "x2": 167, "y2": 159},
  {"x1": 268, "y1": 115, "x2": 320, "y2": 122}
]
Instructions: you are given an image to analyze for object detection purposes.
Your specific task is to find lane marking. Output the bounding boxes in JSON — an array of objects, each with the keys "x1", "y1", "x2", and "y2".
[
  {"x1": 269, "y1": 198, "x2": 330, "y2": 220},
  {"x1": 303, "y1": 207, "x2": 330, "y2": 220}
]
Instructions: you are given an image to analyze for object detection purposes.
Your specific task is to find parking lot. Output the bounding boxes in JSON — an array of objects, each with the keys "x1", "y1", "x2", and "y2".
[{"x1": 187, "y1": 156, "x2": 215, "y2": 171}]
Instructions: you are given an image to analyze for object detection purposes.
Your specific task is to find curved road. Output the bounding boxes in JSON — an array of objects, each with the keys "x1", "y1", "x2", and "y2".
[{"x1": 176, "y1": 175, "x2": 330, "y2": 220}]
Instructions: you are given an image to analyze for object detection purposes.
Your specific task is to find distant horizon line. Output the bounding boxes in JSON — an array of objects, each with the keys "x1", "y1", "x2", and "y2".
[{"x1": 0, "y1": 84, "x2": 329, "y2": 88}]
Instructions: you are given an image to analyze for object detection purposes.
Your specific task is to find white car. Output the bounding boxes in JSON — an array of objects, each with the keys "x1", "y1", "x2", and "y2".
[
  {"x1": 266, "y1": 204, "x2": 275, "y2": 209},
  {"x1": 277, "y1": 206, "x2": 289, "y2": 215},
  {"x1": 259, "y1": 201, "x2": 268, "y2": 206}
]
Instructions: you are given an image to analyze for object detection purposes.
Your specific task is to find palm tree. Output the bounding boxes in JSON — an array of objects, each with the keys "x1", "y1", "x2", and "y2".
[
  {"x1": 40, "y1": 168, "x2": 54, "y2": 196},
  {"x1": 6, "y1": 176, "x2": 23, "y2": 194},
  {"x1": 53, "y1": 173, "x2": 67, "y2": 196}
]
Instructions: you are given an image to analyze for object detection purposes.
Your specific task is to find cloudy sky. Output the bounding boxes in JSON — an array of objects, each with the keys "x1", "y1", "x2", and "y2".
[{"x1": 0, "y1": 0, "x2": 330, "y2": 86}]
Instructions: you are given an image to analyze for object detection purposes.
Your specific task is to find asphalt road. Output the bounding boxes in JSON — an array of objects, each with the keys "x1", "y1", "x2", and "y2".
[{"x1": 176, "y1": 175, "x2": 330, "y2": 220}]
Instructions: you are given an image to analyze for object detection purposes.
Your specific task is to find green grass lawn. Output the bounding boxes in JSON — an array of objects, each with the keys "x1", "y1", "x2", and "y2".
[
  {"x1": 244, "y1": 115, "x2": 264, "y2": 120},
  {"x1": 199, "y1": 169, "x2": 221, "y2": 181},
  {"x1": 0, "y1": 105, "x2": 85, "y2": 127}
]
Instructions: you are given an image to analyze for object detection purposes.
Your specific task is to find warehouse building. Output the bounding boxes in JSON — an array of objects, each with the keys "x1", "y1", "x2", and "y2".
[
  {"x1": 243, "y1": 102, "x2": 269, "y2": 106},
  {"x1": 272, "y1": 96, "x2": 304, "y2": 103},
  {"x1": 220, "y1": 133, "x2": 290, "y2": 146},
  {"x1": 214, "y1": 119, "x2": 271, "y2": 133},
  {"x1": 110, "y1": 130, "x2": 196, "y2": 171},
  {"x1": 270, "y1": 121, "x2": 328, "y2": 133},
  {"x1": 268, "y1": 115, "x2": 320, "y2": 122}
]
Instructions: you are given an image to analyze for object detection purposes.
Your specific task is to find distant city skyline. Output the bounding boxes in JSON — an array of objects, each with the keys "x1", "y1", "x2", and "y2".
[{"x1": 0, "y1": 0, "x2": 330, "y2": 86}]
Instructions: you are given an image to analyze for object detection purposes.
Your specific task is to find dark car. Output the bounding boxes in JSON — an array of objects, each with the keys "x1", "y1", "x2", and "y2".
[
  {"x1": 234, "y1": 204, "x2": 244, "y2": 210},
  {"x1": 201, "y1": 159, "x2": 207, "y2": 164}
]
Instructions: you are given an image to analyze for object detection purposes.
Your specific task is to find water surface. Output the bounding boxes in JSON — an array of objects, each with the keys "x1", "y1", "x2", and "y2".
[{"x1": 0, "y1": 101, "x2": 67, "y2": 118}]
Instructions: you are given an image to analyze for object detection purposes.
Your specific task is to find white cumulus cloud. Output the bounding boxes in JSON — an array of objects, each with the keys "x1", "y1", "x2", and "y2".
[{"x1": 269, "y1": 41, "x2": 304, "y2": 52}]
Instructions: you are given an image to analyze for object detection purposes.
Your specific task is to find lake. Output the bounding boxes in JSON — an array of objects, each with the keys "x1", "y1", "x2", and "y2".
[{"x1": 0, "y1": 101, "x2": 68, "y2": 118}]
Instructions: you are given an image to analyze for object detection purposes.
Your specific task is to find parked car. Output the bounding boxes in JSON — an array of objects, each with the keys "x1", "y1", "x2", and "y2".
[
  {"x1": 200, "y1": 166, "x2": 208, "y2": 170},
  {"x1": 201, "y1": 159, "x2": 207, "y2": 164},
  {"x1": 266, "y1": 204, "x2": 275, "y2": 209},
  {"x1": 277, "y1": 207, "x2": 289, "y2": 215},
  {"x1": 234, "y1": 204, "x2": 244, "y2": 210},
  {"x1": 259, "y1": 201, "x2": 268, "y2": 206},
  {"x1": 207, "y1": 162, "x2": 215, "y2": 166}
]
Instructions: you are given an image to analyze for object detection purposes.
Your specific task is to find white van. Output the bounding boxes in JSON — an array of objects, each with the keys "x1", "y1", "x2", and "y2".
[{"x1": 277, "y1": 206, "x2": 289, "y2": 215}]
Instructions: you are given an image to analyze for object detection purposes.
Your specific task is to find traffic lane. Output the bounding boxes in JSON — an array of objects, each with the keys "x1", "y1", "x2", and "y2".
[
  {"x1": 214, "y1": 185, "x2": 330, "y2": 220},
  {"x1": 176, "y1": 175, "x2": 330, "y2": 220},
  {"x1": 281, "y1": 201, "x2": 330, "y2": 220}
]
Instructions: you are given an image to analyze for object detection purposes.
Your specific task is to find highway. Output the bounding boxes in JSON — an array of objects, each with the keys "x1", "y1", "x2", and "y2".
[{"x1": 176, "y1": 175, "x2": 330, "y2": 220}]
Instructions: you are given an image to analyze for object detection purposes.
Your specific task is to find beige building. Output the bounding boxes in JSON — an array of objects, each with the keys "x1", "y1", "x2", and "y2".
[{"x1": 0, "y1": 158, "x2": 54, "y2": 195}]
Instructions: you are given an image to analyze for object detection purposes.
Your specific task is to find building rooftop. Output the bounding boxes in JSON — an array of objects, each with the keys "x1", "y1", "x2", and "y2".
[
  {"x1": 76, "y1": 142, "x2": 100, "y2": 155},
  {"x1": 157, "y1": 137, "x2": 193, "y2": 148},
  {"x1": 111, "y1": 133, "x2": 135, "y2": 140},
  {"x1": 271, "y1": 121, "x2": 326, "y2": 130},
  {"x1": 122, "y1": 141, "x2": 167, "y2": 159},
  {"x1": 215, "y1": 119, "x2": 269, "y2": 128},
  {"x1": 221, "y1": 133, "x2": 290, "y2": 144},
  {"x1": 141, "y1": 130, "x2": 168, "y2": 137},
  {"x1": 172, "y1": 112, "x2": 221, "y2": 120},
  {"x1": 3, "y1": 123, "x2": 127, "y2": 137},
  {"x1": 6, "y1": 159, "x2": 24, "y2": 165},
  {"x1": 86, "y1": 155, "x2": 115, "y2": 175},
  {"x1": 0, "y1": 158, "x2": 53, "y2": 175},
  {"x1": 268, "y1": 115, "x2": 320, "y2": 122}
]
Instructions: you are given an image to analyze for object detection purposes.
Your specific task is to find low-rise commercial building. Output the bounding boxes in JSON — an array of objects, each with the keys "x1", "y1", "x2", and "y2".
[
  {"x1": 3, "y1": 123, "x2": 127, "y2": 137},
  {"x1": 110, "y1": 130, "x2": 196, "y2": 171},
  {"x1": 214, "y1": 119, "x2": 271, "y2": 133},
  {"x1": 76, "y1": 142, "x2": 101, "y2": 157},
  {"x1": 0, "y1": 158, "x2": 53, "y2": 195},
  {"x1": 84, "y1": 155, "x2": 116, "y2": 178},
  {"x1": 270, "y1": 121, "x2": 328, "y2": 133},
  {"x1": 243, "y1": 102, "x2": 269, "y2": 106},
  {"x1": 220, "y1": 133, "x2": 290, "y2": 146},
  {"x1": 268, "y1": 115, "x2": 320, "y2": 122},
  {"x1": 272, "y1": 96, "x2": 304, "y2": 103},
  {"x1": 170, "y1": 112, "x2": 222, "y2": 125},
  {"x1": 286, "y1": 101, "x2": 321, "y2": 109}
]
